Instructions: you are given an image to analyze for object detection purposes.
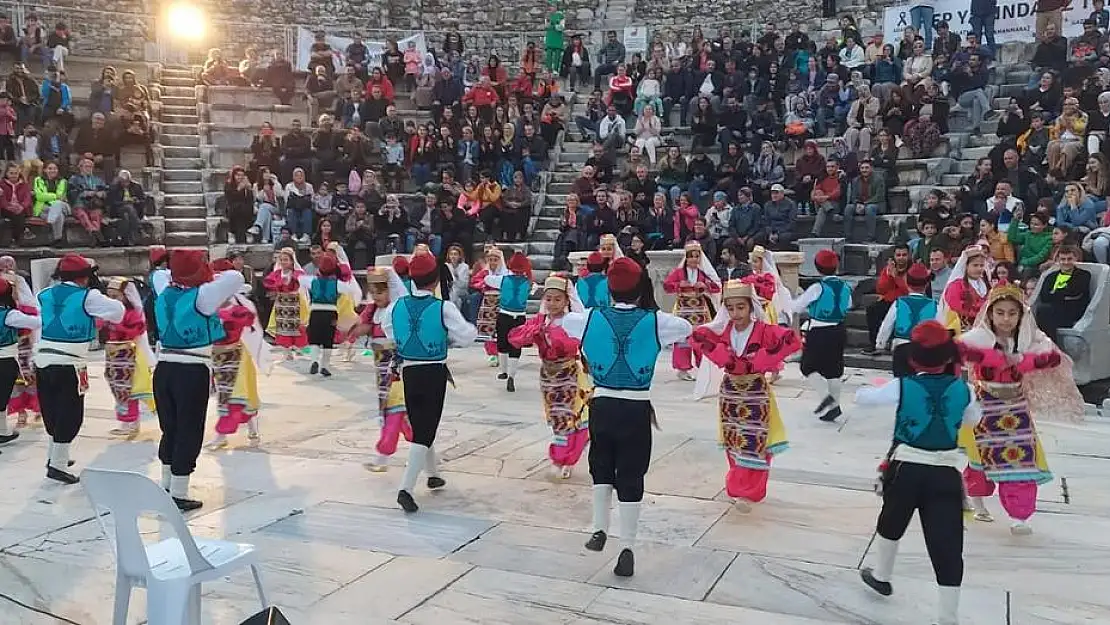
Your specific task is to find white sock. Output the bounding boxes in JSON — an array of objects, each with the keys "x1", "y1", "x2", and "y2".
[
  {"x1": 246, "y1": 417, "x2": 260, "y2": 438},
  {"x1": 424, "y1": 446, "x2": 440, "y2": 477},
  {"x1": 311, "y1": 345, "x2": 322, "y2": 364},
  {"x1": 937, "y1": 586, "x2": 961, "y2": 625},
  {"x1": 828, "y1": 378, "x2": 843, "y2": 405},
  {"x1": 321, "y1": 348, "x2": 332, "y2": 369},
  {"x1": 498, "y1": 354, "x2": 507, "y2": 375},
  {"x1": 970, "y1": 496, "x2": 989, "y2": 514},
  {"x1": 592, "y1": 484, "x2": 614, "y2": 533},
  {"x1": 508, "y1": 357, "x2": 520, "y2": 377},
  {"x1": 871, "y1": 536, "x2": 899, "y2": 582},
  {"x1": 48, "y1": 442, "x2": 70, "y2": 471},
  {"x1": 160, "y1": 465, "x2": 172, "y2": 490},
  {"x1": 618, "y1": 501, "x2": 642, "y2": 550},
  {"x1": 400, "y1": 443, "x2": 429, "y2": 492},
  {"x1": 806, "y1": 373, "x2": 829, "y2": 398},
  {"x1": 0, "y1": 415, "x2": 11, "y2": 436},
  {"x1": 169, "y1": 474, "x2": 190, "y2": 499}
]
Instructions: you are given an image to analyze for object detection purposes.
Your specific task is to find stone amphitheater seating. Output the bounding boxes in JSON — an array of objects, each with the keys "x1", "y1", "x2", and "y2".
[{"x1": 1030, "y1": 263, "x2": 1110, "y2": 386}]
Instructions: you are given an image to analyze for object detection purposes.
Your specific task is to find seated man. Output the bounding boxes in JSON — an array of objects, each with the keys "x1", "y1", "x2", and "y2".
[
  {"x1": 1034, "y1": 244, "x2": 1092, "y2": 345},
  {"x1": 106, "y1": 169, "x2": 146, "y2": 246},
  {"x1": 67, "y1": 156, "x2": 108, "y2": 245},
  {"x1": 72, "y1": 112, "x2": 119, "y2": 177},
  {"x1": 844, "y1": 160, "x2": 888, "y2": 243}
]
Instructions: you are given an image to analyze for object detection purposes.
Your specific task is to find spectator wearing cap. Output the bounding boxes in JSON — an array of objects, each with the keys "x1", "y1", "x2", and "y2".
[
  {"x1": 704, "y1": 190, "x2": 732, "y2": 246},
  {"x1": 760, "y1": 184, "x2": 798, "y2": 251},
  {"x1": 844, "y1": 160, "x2": 887, "y2": 243},
  {"x1": 5, "y1": 62, "x2": 38, "y2": 129}
]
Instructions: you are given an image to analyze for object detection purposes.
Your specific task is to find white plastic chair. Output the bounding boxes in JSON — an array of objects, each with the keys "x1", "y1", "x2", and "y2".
[{"x1": 81, "y1": 468, "x2": 268, "y2": 625}]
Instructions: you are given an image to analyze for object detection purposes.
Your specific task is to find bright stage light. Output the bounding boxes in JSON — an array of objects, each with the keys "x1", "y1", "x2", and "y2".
[{"x1": 166, "y1": 4, "x2": 206, "y2": 41}]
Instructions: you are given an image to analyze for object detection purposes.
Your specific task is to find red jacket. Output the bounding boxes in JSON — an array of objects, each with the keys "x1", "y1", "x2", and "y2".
[
  {"x1": 1, "y1": 177, "x2": 31, "y2": 216},
  {"x1": 464, "y1": 85, "x2": 500, "y2": 108},
  {"x1": 811, "y1": 174, "x2": 842, "y2": 204},
  {"x1": 875, "y1": 267, "x2": 910, "y2": 303},
  {"x1": 364, "y1": 76, "x2": 395, "y2": 101}
]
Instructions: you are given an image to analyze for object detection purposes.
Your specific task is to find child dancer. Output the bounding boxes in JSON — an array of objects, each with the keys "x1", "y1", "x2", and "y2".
[
  {"x1": 1, "y1": 275, "x2": 41, "y2": 447},
  {"x1": 102, "y1": 277, "x2": 155, "y2": 438},
  {"x1": 748, "y1": 246, "x2": 793, "y2": 325},
  {"x1": 875, "y1": 263, "x2": 936, "y2": 377},
  {"x1": 508, "y1": 273, "x2": 591, "y2": 478},
  {"x1": 383, "y1": 253, "x2": 479, "y2": 513},
  {"x1": 663, "y1": 240, "x2": 722, "y2": 381},
  {"x1": 690, "y1": 280, "x2": 800, "y2": 510},
  {"x1": 855, "y1": 321, "x2": 979, "y2": 625},
  {"x1": 787, "y1": 249, "x2": 852, "y2": 422},
  {"x1": 484, "y1": 251, "x2": 535, "y2": 391},
  {"x1": 208, "y1": 259, "x2": 272, "y2": 449},
  {"x1": 938, "y1": 246, "x2": 989, "y2": 334},
  {"x1": 957, "y1": 283, "x2": 1084, "y2": 534},
  {"x1": 472, "y1": 246, "x2": 507, "y2": 367},
  {"x1": 349, "y1": 267, "x2": 412, "y2": 471},
  {"x1": 1, "y1": 258, "x2": 39, "y2": 429},
  {"x1": 327, "y1": 243, "x2": 361, "y2": 362},
  {"x1": 393, "y1": 255, "x2": 412, "y2": 294},
  {"x1": 577, "y1": 252, "x2": 610, "y2": 308},
  {"x1": 263, "y1": 248, "x2": 308, "y2": 360},
  {"x1": 300, "y1": 252, "x2": 362, "y2": 377}
]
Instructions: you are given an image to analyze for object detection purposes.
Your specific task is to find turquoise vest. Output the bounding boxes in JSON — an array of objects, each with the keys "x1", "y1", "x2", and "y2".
[
  {"x1": 155, "y1": 286, "x2": 227, "y2": 350},
  {"x1": 807, "y1": 277, "x2": 852, "y2": 323},
  {"x1": 577, "y1": 273, "x2": 610, "y2": 308},
  {"x1": 401, "y1": 276, "x2": 414, "y2": 295},
  {"x1": 39, "y1": 283, "x2": 95, "y2": 343},
  {"x1": 499, "y1": 275, "x2": 531, "y2": 313},
  {"x1": 392, "y1": 295, "x2": 448, "y2": 361},
  {"x1": 893, "y1": 294, "x2": 937, "y2": 340},
  {"x1": 310, "y1": 277, "x2": 340, "y2": 305},
  {"x1": 582, "y1": 307, "x2": 660, "y2": 391},
  {"x1": 0, "y1": 308, "x2": 17, "y2": 348},
  {"x1": 895, "y1": 375, "x2": 971, "y2": 451}
]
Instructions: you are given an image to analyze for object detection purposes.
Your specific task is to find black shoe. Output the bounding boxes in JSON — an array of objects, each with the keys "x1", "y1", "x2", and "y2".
[
  {"x1": 860, "y1": 568, "x2": 893, "y2": 596},
  {"x1": 427, "y1": 476, "x2": 447, "y2": 490},
  {"x1": 173, "y1": 497, "x2": 204, "y2": 512},
  {"x1": 585, "y1": 530, "x2": 607, "y2": 552},
  {"x1": 497, "y1": 372, "x2": 508, "y2": 380},
  {"x1": 45, "y1": 460, "x2": 76, "y2": 468},
  {"x1": 819, "y1": 406, "x2": 843, "y2": 422},
  {"x1": 0, "y1": 432, "x2": 19, "y2": 445},
  {"x1": 397, "y1": 489, "x2": 419, "y2": 513},
  {"x1": 506, "y1": 377, "x2": 515, "y2": 392},
  {"x1": 46, "y1": 466, "x2": 79, "y2": 484},
  {"x1": 320, "y1": 368, "x2": 332, "y2": 377},
  {"x1": 813, "y1": 395, "x2": 835, "y2": 415},
  {"x1": 614, "y1": 548, "x2": 635, "y2": 577},
  {"x1": 310, "y1": 362, "x2": 319, "y2": 375}
]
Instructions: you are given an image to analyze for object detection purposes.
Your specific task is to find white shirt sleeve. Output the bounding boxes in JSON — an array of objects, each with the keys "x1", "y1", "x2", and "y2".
[
  {"x1": 13, "y1": 276, "x2": 36, "y2": 311},
  {"x1": 786, "y1": 283, "x2": 823, "y2": 315},
  {"x1": 195, "y1": 271, "x2": 246, "y2": 316},
  {"x1": 876, "y1": 303, "x2": 897, "y2": 350},
  {"x1": 655, "y1": 310, "x2": 693, "y2": 347},
  {"x1": 151, "y1": 269, "x2": 170, "y2": 296},
  {"x1": 560, "y1": 311, "x2": 589, "y2": 340},
  {"x1": 4, "y1": 309, "x2": 41, "y2": 330},
  {"x1": 855, "y1": 378, "x2": 900, "y2": 405},
  {"x1": 962, "y1": 388, "x2": 982, "y2": 427},
  {"x1": 484, "y1": 274, "x2": 504, "y2": 290},
  {"x1": 84, "y1": 288, "x2": 126, "y2": 324},
  {"x1": 339, "y1": 278, "x2": 363, "y2": 301},
  {"x1": 297, "y1": 274, "x2": 315, "y2": 292},
  {"x1": 381, "y1": 301, "x2": 397, "y2": 340},
  {"x1": 443, "y1": 301, "x2": 478, "y2": 346}
]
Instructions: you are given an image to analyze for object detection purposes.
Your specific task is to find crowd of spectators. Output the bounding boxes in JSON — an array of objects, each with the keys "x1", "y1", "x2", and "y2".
[{"x1": 0, "y1": 13, "x2": 154, "y2": 248}]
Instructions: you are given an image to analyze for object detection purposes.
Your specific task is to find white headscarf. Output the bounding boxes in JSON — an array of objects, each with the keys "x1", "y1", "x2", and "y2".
[
  {"x1": 936, "y1": 246, "x2": 988, "y2": 324},
  {"x1": 693, "y1": 287, "x2": 767, "y2": 399},
  {"x1": 273, "y1": 247, "x2": 303, "y2": 274},
  {"x1": 539, "y1": 274, "x2": 585, "y2": 316},
  {"x1": 751, "y1": 246, "x2": 793, "y2": 323},
  {"x1": 675, "y1": 241, "x2": 723, "y2": 310},
  {"x1": 598, "y1": 233, "x2": 626, "y2": 261}
]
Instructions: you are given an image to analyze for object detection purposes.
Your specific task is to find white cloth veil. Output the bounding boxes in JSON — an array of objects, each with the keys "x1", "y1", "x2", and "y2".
[
  {"x1": 755, "y1": 247, "x2": 794, "y2": 324},
  {"x1": 540, "y1": 275, "x2": 585, "y2": 315},
  {"x1": 675, "y1": 242, "x2": 723, "y2": 310},
  {"x1": 693, "y1": 291, "x2": 767, "y2": 399},
  {"x1": 935, "y1": 247, "x2": 988, "y2": 323},
  {"x1": 120, "y1": 280, "x2": 157, "y2": 366},
  {"x1": 598, "y1": 234, "x2": 626, "y2": 261},
  {"x1": 232, "y1": 290, "x2": 274, "y2": 375}
]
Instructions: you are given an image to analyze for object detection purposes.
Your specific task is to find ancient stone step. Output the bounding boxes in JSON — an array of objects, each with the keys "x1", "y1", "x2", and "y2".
[
  {"x1": 162, "y1": 85, "x2": 196, "y2": 98},
  {"x1": 163, "y1": 180, "x2": 203, "y2": 194},
  {"x1": 163, "y1": 114, "x2": 200, "y2": 125},
  {"x1": 163, "y1": 193, "x2": 205, "y2": 206},
  {"x1": 161, "y1": 123, "x2": 198, "y2": 136},
  {"x1": 164, "y1": 157, "x2": 205, "y2": 169},
  {"x1": 162, "y1": 168, "x2": 202, "y2": 182},
  {"x1": 162, "y1": 105, "x2": 197, "y2": 116},
  {"x1": 162, "y1": 145, "x2": 201, "y2": 159},
  {"x1": 161, "y1": 133, "x2": 201, "y2": 147},
  {"x1": 161, "y1": 205, "x2": 206, "y2": 219},
  {"x1": 162, "y1": 95, "x2": 197, "y2": 108},
  {"x1": 165, "y1": 217, "x2": 207, "y2": 233},
  {"x1": 165, "y1": 232, "x2": 211, "y2": 246}
]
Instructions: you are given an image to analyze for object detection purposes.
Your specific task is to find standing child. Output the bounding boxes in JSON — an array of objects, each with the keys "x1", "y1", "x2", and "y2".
[
  {"x1": 663, "y1": 240, "x2": 722, "y2": 380},
  {"x1": 0, "y1": 275, "x2": 40, "y2": 447},
  {"x1": 508, "y1": 273, "x2": 591, "y2": 478},
  {"x1": 787, "y1": 249, "x2": 853, "y2": 421},
  {"x1": 350, "y1": 268, "x2": 412, "y2": 471},
  {"x1": 472, "y1": 246, "x2": 507, "y2": 366},
  {"x1": 263, "y1": 248, "x2": 309, "y2": 359},
  {"x1": 445, "y1": 244, "x2": 471, "y2": 313},
  {"x1": 102, "y1": 277, "x2": 155, "y2": 439},
  {"x1": 299, "y1": 251, "x2": 362, "y2": 377},
  {"x1": 577, "y1": 251, "x2": 610, "y2": 308},
  {"x1": 957, "y1": 283, "x2": 1084, "y2": 534},
  {"x1": 1, "y1": 258, "x2": 38, "y2": 429},
  {"x1": 403, "y1": 40, "x2": 422, "y2": 91},
  {"x1": 690, "y1": 280, "x2": 801, "y2": 510},
  {"x1": 0, "y1": 93, "x2": 16, "y2": 161},
  {"x1": 747, "y1": 246, "x2": 793, "y2": 325},
  {"x1": 938, "y1": 246, "x2": 990, "y2": 334},
  {"x1": 876, "y1": 263, "x2": 936, "y2": 376},
  {"x1": 484, "y1": 251, "x2": 536, "y2": 392}
]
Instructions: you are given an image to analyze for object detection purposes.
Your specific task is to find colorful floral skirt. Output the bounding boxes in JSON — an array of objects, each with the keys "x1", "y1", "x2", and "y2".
[
  {"x1": 269, "y1": 291, "x2": 308, "y2": 348},
  {"x1": 477, "y1": 292, "x2": 500, "y2": 342},
  {"x1": 674, "y1": 291, "x2": 712, "y2": 326},
  {"x1": 104, "y1": 340, "x2": 153, "y2": 417},
  {"x1": 7, "y1": 332, "x2": 38, "y2": 415},
  {"x1": 718, "y1": 373, "x2": 788, "y2": 471},
  {"x1": 540, "y1": 357, "x2": 590, "y2": 466},
  {"x1": 374, "y1": 347, "x2": 407, "y2": 420},
  {"x1": 960, "y1": 383, "x2": 1053, "y2": 485}
]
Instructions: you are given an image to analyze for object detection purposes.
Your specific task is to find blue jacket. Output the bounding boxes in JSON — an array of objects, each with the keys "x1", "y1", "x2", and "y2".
[
  {"x1": 40, "y1": 81, "x2": 71, "y2": 110},
  {"x1": 1057, "y1": 198, "x2": 1100, "y2": 231}
]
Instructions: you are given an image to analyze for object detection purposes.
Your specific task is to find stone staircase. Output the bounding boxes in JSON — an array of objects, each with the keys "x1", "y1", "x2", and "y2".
[{"x1": 157, "y1": 66, "x2": 209, "y2": 247}]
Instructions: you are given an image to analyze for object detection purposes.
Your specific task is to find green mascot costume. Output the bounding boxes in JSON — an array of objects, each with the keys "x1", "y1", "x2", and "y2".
[{"x1": 545, "y1": 1, "x2": 566, "y2": 73}]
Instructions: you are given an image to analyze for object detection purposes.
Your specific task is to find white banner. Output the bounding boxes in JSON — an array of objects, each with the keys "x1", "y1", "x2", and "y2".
[
  {"x1": 294, "y1": 27, "x2": 428, "y2": 72},
  {"x1": 882, "y1": 0, "x2": 1093, "y2": 47},
  {"x1": 623, "y1": 26, "x2": 649, "y2": 55}
]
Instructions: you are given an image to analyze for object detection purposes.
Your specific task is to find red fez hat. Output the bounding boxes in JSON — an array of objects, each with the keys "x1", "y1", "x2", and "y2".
[
  {"x1": 586, "y1": 251, "x2": 605, "y2": 271},
  {"x1": 408, "y1": 252, "x2": 438, "y2": 281},
  {"x1": 210, "y1": 258, "x2": 235, "y2": 273},
  {"x1": 169, "y1": 249, "x2": 214, "y2": 288},
  {"x1": 908, "y1": 321, "x2": 959, "y2": 374},
  {"x1": 149, "y1": 245, "x2": 168, "y2": 266},
  {"x1": 392, "y1": 255, "x2": 410, "y2": 277},
  {"x1": 815, "y1": 249, "x2": 839, "y2": 273},
  {"x1": 907, "y1": 262, "x2": 930, "y2": 288},
  {"x1": 608, "y1": 257, "x2": 642, "y2": 293},
  {"x1": 508, "y1": 251, "x2": 532, "y2": 278},
  {"x1": 56, "y1": 253, "x2": 93, "y2": 276},
  {"x1": 317, "y1": 254, "x2": 339, "y2": 277}
]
